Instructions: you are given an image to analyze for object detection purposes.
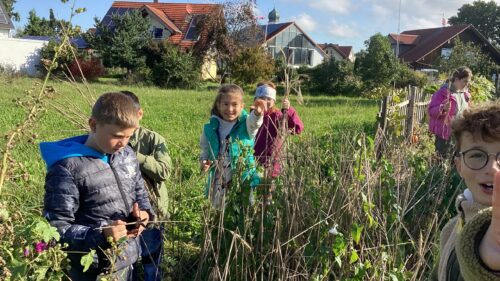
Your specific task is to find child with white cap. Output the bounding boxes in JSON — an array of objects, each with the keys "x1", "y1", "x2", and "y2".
[{"x1": 253, "y1": 81, "x2": 304, "y2": 205}]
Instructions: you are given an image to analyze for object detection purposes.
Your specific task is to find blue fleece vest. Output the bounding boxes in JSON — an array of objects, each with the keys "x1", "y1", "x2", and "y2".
[{"x1": 203, "y1": 110, "x2": 260, "y2": 196}]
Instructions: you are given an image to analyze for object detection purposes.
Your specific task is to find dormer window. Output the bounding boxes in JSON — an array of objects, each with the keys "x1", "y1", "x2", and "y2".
[{"x1": 153, "y1": 27, "x2": 163, "y2": 39}]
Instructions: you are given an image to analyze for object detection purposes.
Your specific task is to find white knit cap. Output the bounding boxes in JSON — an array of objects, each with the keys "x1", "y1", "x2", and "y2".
[{"x1": 255, "y1": 85, "x2": 277, "y2": 100}]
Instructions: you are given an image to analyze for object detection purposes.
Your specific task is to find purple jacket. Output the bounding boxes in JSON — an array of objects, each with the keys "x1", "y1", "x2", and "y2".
[
  {"x1": 428, "y1": 85, "x2": 471, "y2": 140},
  {"x1": 254, "y1": 106, "x2": 304, "y2": 177}
]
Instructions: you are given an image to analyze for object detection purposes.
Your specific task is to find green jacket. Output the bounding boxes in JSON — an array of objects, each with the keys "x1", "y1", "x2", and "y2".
[
  {"x1": 432, "y1": 193, "x2": 500, "y2": 281},
  {"x1": 202, "y1": 110, "x2": 260, "y2": 196},
  {"x1": 129, "y1": 126, "x2": 172, "y2": 218}
]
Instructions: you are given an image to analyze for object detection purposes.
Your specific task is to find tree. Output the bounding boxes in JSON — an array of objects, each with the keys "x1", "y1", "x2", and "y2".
[
  {"x1": 1, "y1": 0, "x2": 19, "y2": 21},
  {"x1": 143, "y1": 41, "x2": 200, "y2": 88},
  {"x1": 230, "y1": 46, "x2": 275, "y2": 85},
  {"x1": 193, "y1": 0, "x2": 262, "y2": 83},
  {"x1": 85, "y1": 10, "x2": 151, "y2": 73},
  {"x1": 449, "y1": 1, "x2": 500, "y2": 47},
  {"x1": 436, "y1": 38, "x2": 498, "y2": 77},
  {"x1": 310, "y1": 59, "x2": 362, "y2": 95},
  {"x1": 356, "y1": 33, "x2": 398, "y2": 89},
  {"x1": 18, "y1": 9, "x2": 73, "y2": 37}
]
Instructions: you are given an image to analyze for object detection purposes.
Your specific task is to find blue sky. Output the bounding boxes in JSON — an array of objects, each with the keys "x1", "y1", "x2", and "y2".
[{"x1": 12, "y1": 0, "x2": 500, "y2": 53}]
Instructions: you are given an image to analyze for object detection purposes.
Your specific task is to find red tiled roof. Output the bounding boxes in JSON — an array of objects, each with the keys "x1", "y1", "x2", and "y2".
[
  {"x1": 111, "y1": 1, "x2": 219, "y2": 49},
  {"x1": 388, "y1": 33, "x2": 418, "y2": 45},
  {"x1": 397, "y1": 25, "x2": 470, "y2": 63},
  {"x1": 338, "y1": 46, "x2": 352, "y2": 58},
  {"x1": 143, "y1": 5, "x2": 181, "y2": 34}
]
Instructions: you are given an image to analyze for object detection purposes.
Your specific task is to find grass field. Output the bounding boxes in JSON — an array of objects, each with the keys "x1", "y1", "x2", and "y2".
[{"x1": 1, "y1": 75, "x2": 451, "y2": 280}]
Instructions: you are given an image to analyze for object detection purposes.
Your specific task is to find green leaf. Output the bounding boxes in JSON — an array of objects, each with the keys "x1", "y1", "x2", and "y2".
[
  {"x1": 332, "y1": 234, "x2": 346, "y2": 256},
  {"x1": 32, "y1": 219, "x2": 60, "y2": 242},
  {"x1": 80, "y1": 249, "x2": 96, "y2": 272},
  {"x1": 35, "y1": 266, "x2": 49, "y2": 281},
  {"x1": 351, "y1": 223, "x2": 363, "y2": 245},
  {"x1": 0, "y1": 208, "x2": 9, "y2": 221},
  {"x1": 335, "y1": 256, "x2": 342, "y2": 267},
  {"x1": 349, "y1": 250, "x2": 359, "y2": 264}
]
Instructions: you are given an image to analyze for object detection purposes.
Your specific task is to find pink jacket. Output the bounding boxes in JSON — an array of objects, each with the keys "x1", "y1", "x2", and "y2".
[
  {"x1": 254, "y1": 106, "x2": 304, "y2": 178},
  {"x1": 428, "y1": 85, "x2": 471, "y2": 140}
]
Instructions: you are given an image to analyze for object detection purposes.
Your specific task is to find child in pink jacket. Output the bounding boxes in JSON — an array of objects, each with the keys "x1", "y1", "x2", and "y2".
[
  {"x1": 428, "y1": 67, "x2": 472, "y2": 158},
  {"x1": 253, "y1": 81, "x2": 304, "y2": 204}
]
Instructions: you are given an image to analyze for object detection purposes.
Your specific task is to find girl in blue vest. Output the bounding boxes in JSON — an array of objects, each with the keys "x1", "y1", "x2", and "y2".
[{"x1": 199, "y1": 84, "x2": 267, "y2": 208}]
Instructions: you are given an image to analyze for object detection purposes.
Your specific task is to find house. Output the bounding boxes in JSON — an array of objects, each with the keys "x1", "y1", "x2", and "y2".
[
  {"x1": 0, "y1": 1, "x2": 14, "y2": 38},
  {"x1": 101, "y1": 1, "x2": 219, "y2": 79},
  {"x1": 389, "y1": 24, "x2": 500, "y2": 70},
  {"x1": 258, "y1": 8, "x2": 327, "y2": 68},
  {"x1": 318, "y1": 43, "x2": 354, "y2": 62}
]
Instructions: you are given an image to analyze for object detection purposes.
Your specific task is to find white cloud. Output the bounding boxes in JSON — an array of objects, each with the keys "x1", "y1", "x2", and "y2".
[
  {"x1": 327, "y1": 20, "x2": 360, "y2": 38},
  {"x1": 292, "y1": 13, "x2": 317, "y2": 32},
  {"x1": 309, "y1": 0, "x2": 353, "y2": 14}
]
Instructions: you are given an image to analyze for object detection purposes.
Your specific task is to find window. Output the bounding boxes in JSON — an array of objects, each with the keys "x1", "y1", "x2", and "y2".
[
  {"x1": 185, "y1": 15, "x2": 201, "y2": 40},
  {"x1": 441, "y1": 48, "x2": 452, "y2": 59},
  {"x1": 153, "y1": 27, "x2": 163, "y2": 39}
]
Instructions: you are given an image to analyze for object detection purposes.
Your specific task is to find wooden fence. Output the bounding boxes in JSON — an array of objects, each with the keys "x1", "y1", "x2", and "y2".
[{"x1": 375, "y1": 86, "x2": 431, "y2": 157}]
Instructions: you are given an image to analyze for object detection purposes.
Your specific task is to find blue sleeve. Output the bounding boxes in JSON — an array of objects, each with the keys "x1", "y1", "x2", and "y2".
[{"x1": 43, "y1": 163, "x2": 106, "y2": 251}]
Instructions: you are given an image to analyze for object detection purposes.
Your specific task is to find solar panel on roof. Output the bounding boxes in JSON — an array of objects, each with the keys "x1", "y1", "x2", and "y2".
[{"x1": 0, "y1": 4, "x2": 9, "y2": 24}]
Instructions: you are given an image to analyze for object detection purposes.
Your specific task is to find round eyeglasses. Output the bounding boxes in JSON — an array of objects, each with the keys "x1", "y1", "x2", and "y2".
[{"x1": 457, "y1": 149, "x2": 500, "y2": 170}]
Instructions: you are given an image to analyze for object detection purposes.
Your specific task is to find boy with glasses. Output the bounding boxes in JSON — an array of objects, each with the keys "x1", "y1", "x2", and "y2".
[{"x1": 433, "y1": 101, "x2": 500, "y2": 280}]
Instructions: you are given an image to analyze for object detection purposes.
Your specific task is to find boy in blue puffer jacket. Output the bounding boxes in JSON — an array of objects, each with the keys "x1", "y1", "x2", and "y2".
[{"x1": 40, "y1": 92, "x2": 155, "y2": 280}]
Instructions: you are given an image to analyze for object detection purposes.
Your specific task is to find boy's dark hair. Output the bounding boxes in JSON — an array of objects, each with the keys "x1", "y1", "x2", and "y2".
[
  {"x1": 210, "y1": 84, "x2": 244, "y2": 117},
  {"x1": 256, "y1": 80, "x2": 276, "y2": 89},
  {"x1": 452, "y1": 101, "x2": 500, "y2": 151},
  {"x1": 91, "y1": 92, "x2": 139, "y2": 128},
  {"x1": 120, "y1": 90, "x2": 141, "y2": 110}
]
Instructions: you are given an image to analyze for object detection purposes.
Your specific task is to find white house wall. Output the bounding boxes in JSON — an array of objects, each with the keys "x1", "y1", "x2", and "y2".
[
  {"x1": 0, "y1": 29, "x2": 9, "y2": 38},
  {"x1": 0, "y1": 38, "x2": 48, "y2": 76},
  {"x1": 310, "y1": 47, "x2": 324, "y2": 67}
]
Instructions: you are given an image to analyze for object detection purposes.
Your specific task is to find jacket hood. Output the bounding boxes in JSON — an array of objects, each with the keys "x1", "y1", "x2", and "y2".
[{"x1": 39, "y1": 135, "x2": 108, "y2": 168}]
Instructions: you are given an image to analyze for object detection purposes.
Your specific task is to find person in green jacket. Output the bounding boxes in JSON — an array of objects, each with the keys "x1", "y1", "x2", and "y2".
[
  {"x1": 121, "y1": 91, "x2": 172, "y2": 219},
  {"x1": 199, "y1": 84, "x2": 266, "y2": 209},
  {"x1": 433, "y1": 101, "x2": 500, "y2": 280}
]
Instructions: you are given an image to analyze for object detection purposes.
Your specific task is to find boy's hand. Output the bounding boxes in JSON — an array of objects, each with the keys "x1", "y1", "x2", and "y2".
[
  {"x1": 252, "y1": 99, "x2": 267, "y2": 116},
  {"x1": 128, "y1": 202, "x2": 149, "y2": 237},
  {"x1": 479, "y1": 171, "x2": 500, "y2": 270},
  {"x1": 200, "y1": 159, "x2": 211, "y2": 172},
  {"x1": 282, "y1": 99, "x2": 290, "y2": 110},
  {"x1": 103, "y1": 220, "x2": 127, "y2": 242}
]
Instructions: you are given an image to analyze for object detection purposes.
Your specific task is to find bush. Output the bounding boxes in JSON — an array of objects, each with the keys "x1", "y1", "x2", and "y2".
[
  {"x1": 230, "y1": 46, "x2": 275, "y2": 86},
  {"x1": 39, "y1": 39, "x2": 76, "y2": 76},
  {"x1": 67, "y1": 57, "x2": 105, "y2": 81},
  {"x1": 469, "y1": 75, "x2": 495, "y2": 102},
  {"x1": 309, "y1": 59, "x2": 362, "y2": 95},
  {"x1": 394, "y1": 64, "x2": 427, "y2": 88},
  {"x1": 144, "y1": 41, "x2": 200, "y2": 88}
]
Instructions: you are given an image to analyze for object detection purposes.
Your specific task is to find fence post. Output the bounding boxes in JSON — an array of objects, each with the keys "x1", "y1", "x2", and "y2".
[
  {"x1": 405, "y1": 86, "x2": 416, "y2": 142},
  {"x1": 376, "y1": 95, "x2": 389, "y2": 160}
]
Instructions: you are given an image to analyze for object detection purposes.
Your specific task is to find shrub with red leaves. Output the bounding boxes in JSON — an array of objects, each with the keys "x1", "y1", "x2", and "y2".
[{"x1": 68, "y1": 57, "x2": 105, "y2": 81}]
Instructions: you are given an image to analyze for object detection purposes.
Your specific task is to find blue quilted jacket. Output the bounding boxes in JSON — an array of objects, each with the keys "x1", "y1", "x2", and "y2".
[{"x1": 40, "y1": 135, "x2": 154, "y2": 276}]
